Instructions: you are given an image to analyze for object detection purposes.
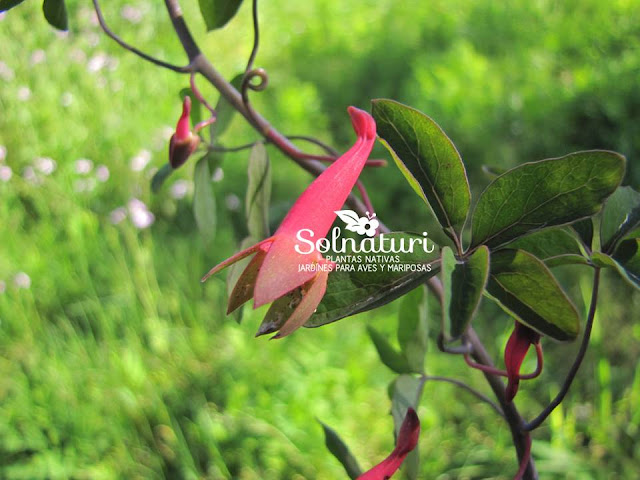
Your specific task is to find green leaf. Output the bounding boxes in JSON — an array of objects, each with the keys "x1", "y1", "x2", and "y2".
[
  {"x1": 150, "y1": 164, "x2": 173, "y2": 193},
  {"x1": 397, "y1": 286, "x2": 428, "y2": 374},
  {"x1": 611, "y1": 239, "x2": 640, "y2": 289},
  {"x1": 367, "y1": 326, "x2": 412, "y2": 374},
  {"x1": 441, "y1": 246, "x2": 489, "y2": 341},
  {"x1": 482, "y1": 164, "x2": 507, "y2": 179},
  {"x1": 245, "y1": 143, "x2": 271, "y2": 239},
  {"x1": 544, "y1": 255, "x2": 590, "y2": 268},
  {"x1": 211, "y1": 74, "x2": 244, "y2": 139},
  {"x1": 42, "y1": 0, "x2": 67, "y2": 31},
  {"x1": 486, "y1": 249, "x2": 580, "y2": 341},
  {"x1": 0, "y1": 0, "x2": 26, "y2": 12},
  {"x1": 571, "y1": 219, "x2": 594, "y2": 251},
  {"x1": 318, "y1": 421, "x2": 362, "y2": 480},
  {"x1": 198, "y1": 0, "x2": 243, "y2": 31},
  {"x1": 193, "y1": 156, "x2": 216, "y2": 244},
  {"x1": 600, "y1": 186, "x2": 640, "y2": 253},
  {"x1": 305, "y1": 233, "x2": 439, "y2": 328},
  {"x1": 471, "y1": 151, "x2": 625, "y2": 249},
  {"x1": 372, "y1": 99, "x2": 470, "y2": 236},
  {"x1": 507, "y1": 228, "x2": 582, "y2": 260}
]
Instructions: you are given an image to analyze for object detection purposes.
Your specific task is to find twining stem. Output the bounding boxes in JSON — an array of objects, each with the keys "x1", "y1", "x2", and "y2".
[{"x1": 523, "y1": 268, "x2": 601, "y2": 431}]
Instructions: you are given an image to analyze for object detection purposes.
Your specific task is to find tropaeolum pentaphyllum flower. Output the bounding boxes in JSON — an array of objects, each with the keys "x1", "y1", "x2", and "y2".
[
  {"x1": 504, "y1": 320, "x2": 542, "y2": 402},
  {"x1": 201, "y1": 106, "x2": 377, "y2": 338},
  {"x1": 357, "y1": 408, "x2": 420, "y2": 480},
  {"x1": 169, "y1": 96, "x2": 201, "y2": 169}
]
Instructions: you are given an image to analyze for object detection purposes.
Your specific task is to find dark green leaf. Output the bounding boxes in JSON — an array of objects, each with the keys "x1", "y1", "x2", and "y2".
[
  {"x1": 150, "y1": 164, "x2": 173, "y2": 193},
  {"x1": 600, "y1": 186, "x2": 640, "y2": 253},
  {"x1": 367, "y1": 326, "x2": 412, "y2": 374},
  {"x1": 193, "y1": 156, "x2": 216, "y2": 244},
  {"x1": 245, "y1": 143, "x2": 271, "y2": 239},
  {"x1": 42, "y1": 0, "x2": 67, "y2": 31},
  {"x1": 471, "y1": 151, "x2": 625, "y2": 249},
  {"x1": 198, "y1": 0, "x2": 243, "y2": 31},
  {"x1": 611, "y1": 239, "x2": 640, "y2": 289},
  {"x1": 544, "y1": 254, "x2": 590, "y2": 268},
  {"x1": 441, "y1": 246, "x2": 489, "y2": 341},
  {"x1": 305, "y1": 233, "x2": 439, "y2": 328},
  {"x1": 571, "y1": 219, "x2": 594, "y2": 251},
  {"x1": 397, "y1": 286, "x2": 428, "y2": 374},
  {"x1": 0, "y1": 0, "x2": 26, "y2": 12},
  {"x1": 372, "y1": 99, "x2": 470, "y2": 236},
  {"x1": 211, "y1": 74, "x2": 244, "y2": 139},
  {"x1": 487, "y1": 249, "x2": 580, "y2": 341},
  {"x1": 179, "y1": 88, "x2": 203, "y2": 127},
  {"x1": 319, "y1": 421, "x2": 362, "y2": 480},
  {"x1": 507, "y1": 228, "x2": 582, "y2": 260}
]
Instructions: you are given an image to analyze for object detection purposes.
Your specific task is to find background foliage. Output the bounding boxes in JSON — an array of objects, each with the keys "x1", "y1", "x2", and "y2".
[{"x1": 1, "y1": 0, "x2": 639, "y2": 478}]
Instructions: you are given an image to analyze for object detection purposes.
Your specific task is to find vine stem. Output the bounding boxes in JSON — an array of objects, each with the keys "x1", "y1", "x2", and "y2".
[{"x1": 523, "y1": 267, "x2": 601, "y2": 431}]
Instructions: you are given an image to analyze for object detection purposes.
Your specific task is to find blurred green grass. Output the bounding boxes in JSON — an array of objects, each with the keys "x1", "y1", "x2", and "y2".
[{"x1": 1, "y1": 0, "x2": 640, "y2": 478}]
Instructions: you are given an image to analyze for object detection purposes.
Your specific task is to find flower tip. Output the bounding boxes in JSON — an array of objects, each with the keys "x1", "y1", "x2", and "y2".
[{"x1": 347, "y1": 106, "x2": 376, "y2": 141}]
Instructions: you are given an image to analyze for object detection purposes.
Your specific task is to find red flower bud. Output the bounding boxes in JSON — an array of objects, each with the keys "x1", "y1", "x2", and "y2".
[
  {"x1": 169, "y1": 96, "x2": 200, "y2": 169},
  {"x1": 357, "y1": 408, "x2": 420, "y2": 480},
  {"x1": 504, "y1": 321, "x2": 540, "y2": 402}
]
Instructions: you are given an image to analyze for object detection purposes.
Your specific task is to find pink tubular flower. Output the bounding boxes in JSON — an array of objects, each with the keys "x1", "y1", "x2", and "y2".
[
  {"x1": 504, "y1": 321, "x2": 541, "y2": 402},
  {"x1": 201, "y1": 106, "x2": 377, "y2": 338},
  {"x1": 169, "y1": 96, "x2": 200, "y2": 169},
  {"x1": 357, "y1": 408, "x2": 420, "y2": 480}
]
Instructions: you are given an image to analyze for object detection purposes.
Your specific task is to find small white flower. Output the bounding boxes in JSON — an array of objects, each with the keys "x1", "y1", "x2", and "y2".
[
  {"x1": 75, "y1": 158, "x2": 93, "y2": 174},
  {"x1": 0, "y1": 166, "x2": 11, "y2": 182},
  {"x1": 35, "y1": 157, "x2": 57, "y2": 175},
  {"x1": 30, "y1": 49, "x2": 46, "y2": 65},
  {"x1": 0, "y1": 145, "x2": 6, "y2": 162},
  {"x1": 17, "y1": 86, "x2": 31, "y2": 101},
  {"x1": 87, "y1": 52, "x2": 107, "y2": 72},
  {"x1": 121, "y1": 5, "x2": 144, "y2": 23},
  {"x1": 130, "y1": 150, "x2": 151, "y2": 172},
  {"x1": 225, "y1": 194, "x2": 241, "y2": 211},
  {"x1": 96, "y1": 165, "x2": 110, "y2": 182},
  {"x1": 60, "y1": 92, "x2": 73, "y2": 107},
  {"x1": 128, "y1": 198, "x2": 155, "y2": 229},
  {"x1": 0, "y1": 61, "x2": 14, "y2": 81},
  {"x1": 14, "y1": 272, "x2": 31, "y2": 289},
  {"x1": 23, "y1": 166, "x2": 42, "y2": 185},
  {"x1": 110, "y1": 207, "x2": 127, "y2": 224},
  {"x1": 212, "y1": 167, "x2": 224, "y2": 182},
  {"x1": 170, "y1": 179, "x2": 191, "y2": 199}
]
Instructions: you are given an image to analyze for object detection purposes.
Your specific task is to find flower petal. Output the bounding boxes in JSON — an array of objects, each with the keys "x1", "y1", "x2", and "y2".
[
  {"x1": 227, "y1": 249, "x2": 268, "y2": 314},
  {"x1": 504, "y1": 321, "x2": 539, "y2": 402},
  {"x1": 272, "y1": 266, "x2": 330, "y2": 338},
  {"x1": 357, "y1": 408, "x2": 420, "y2": 480},
  {"x1": 201, "y1": 237, "x2": 274, "y2": 283}
]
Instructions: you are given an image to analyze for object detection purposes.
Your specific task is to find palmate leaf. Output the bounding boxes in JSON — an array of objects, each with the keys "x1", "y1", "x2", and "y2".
[
  {"x1": 441, "y1": 246, "x2": 489, "y2": 341},
  {"x1": 198, "y1": 0, "x2": 243, "y2": 31},
  {"x1": 486, "y1": 249, "x2": 580, "y2": 341},
  {"x1": 372, "y1": 99, "x2": 470, "y2": 237},
  {"x1": 471, "y1": 151, "x2": 625, "y2": 249}
]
